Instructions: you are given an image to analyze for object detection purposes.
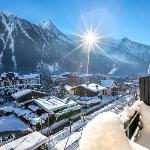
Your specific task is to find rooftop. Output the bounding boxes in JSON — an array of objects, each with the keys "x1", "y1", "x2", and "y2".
[
  {"x1": 72, "y1": 83, "x2": 106, "y2": 92},
  {"x1": 34, "y1": 97, "x2": 67, "y2": 112},
  {"x1": 0, "y1": 114, "x2": 32, "y2": 134},
  {"x1": 11, "y1": 89, "x2": 32, "y2": 99},
  {"x1": 0, "y1": 131, "x2": 48, "y2": 150},
  {"x1": 101, "y1": 80, "x2": 116, "y2": 88}
]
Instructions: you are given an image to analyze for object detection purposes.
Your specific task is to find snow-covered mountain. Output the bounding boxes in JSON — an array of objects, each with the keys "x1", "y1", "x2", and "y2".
[
  {"x1": 98, "y1": 37, "x2": 150, "y2": 75},
  {"x1": 69, "y1": 34, "x2": 150, "y2": 75},
  {"x1": 0, "y1": 10, "x2": 150, "y2": 76},
  {"x1": 0, "y1": 11, "x2": 78, "y2": 74}
]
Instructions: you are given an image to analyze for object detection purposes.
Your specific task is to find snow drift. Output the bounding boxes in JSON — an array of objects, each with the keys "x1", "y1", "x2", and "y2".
[{"x1": 79, "y1": 112, "x2": 147, "y2": 150}]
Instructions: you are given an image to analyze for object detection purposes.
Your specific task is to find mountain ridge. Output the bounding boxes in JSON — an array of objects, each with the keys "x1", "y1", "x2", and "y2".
[{"x1": 0, "y1": 10, "x2": 149, "y2": 76}]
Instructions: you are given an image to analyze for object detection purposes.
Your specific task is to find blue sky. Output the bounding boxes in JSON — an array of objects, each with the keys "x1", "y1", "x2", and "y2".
[{"x1": 0, "y1": 0, "x2": 150, "y2": 45}]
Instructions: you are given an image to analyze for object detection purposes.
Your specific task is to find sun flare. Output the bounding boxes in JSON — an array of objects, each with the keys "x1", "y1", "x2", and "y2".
[{"x1": 81, "y1": 31, "x2": 99, "y2": 48}]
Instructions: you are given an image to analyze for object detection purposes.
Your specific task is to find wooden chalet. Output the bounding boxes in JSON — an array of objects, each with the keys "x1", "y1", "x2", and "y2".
[
  {"x1": 11, "y1": 89, "x2": 48, "y2": 106},
  {"x1": 71, "y1": 83, "x2": 107, "y2": 97},
  {"x1": 100, "y1": 80, "x2": 118, "y2": 96}
]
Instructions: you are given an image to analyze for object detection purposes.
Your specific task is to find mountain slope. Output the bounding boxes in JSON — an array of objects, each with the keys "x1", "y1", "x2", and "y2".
[
  {"x1": 70, "y1": 33, "x2": 150, "y2": 75},
  {"x1": 0, "y1": 11, "x2": 78, "y2": 73}
]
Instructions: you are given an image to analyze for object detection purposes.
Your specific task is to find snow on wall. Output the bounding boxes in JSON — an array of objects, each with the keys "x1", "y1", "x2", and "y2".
[
  {"x1": 119, "y1": 100, "x2": 142, "y2": 123},
  {"x1": 79, "y1": 112, "x2": 147, "y2": 150}
]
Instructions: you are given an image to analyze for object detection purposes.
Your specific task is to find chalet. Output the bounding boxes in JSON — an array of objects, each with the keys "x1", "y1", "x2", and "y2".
[
  {"x1": 100, "y1": 80, "x2": 118, "y2": 96},
  {"x1": 34, "y1": 96, "x2": 67, "y2": 112},
  {"x1": 13, "y1": 103, "x2": 56, "y2": 131},
  {"x1": 0, "y1": 132, "x2": 48, "y2": 150},
  {"x1": 34, "y1": 96, "x2": 81, "y2": 122},
  {"x1": 11, "y1": 89, "x2": 48, "y2": 106},
  {"x1": 71, "y1": 83, "x2": 107, "y2": 97}
]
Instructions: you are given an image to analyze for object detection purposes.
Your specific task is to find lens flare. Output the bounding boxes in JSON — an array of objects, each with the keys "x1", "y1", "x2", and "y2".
[
  {"x1": 62, "y1": 15, "x2": 117, "y2": 76},
  {"x1": 81, "y1": 31, "x2": 99, "y2": 48}
]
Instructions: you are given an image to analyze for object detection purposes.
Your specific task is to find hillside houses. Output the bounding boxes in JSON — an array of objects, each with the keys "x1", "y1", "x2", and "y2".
[
  {"x1": 70, "y1": 80, "x2": 118, "y2": 97},
  {"x1": 0, "y1": 72, "x2": 23, "y2": 87},
  {"x1": 51, "y1": 72, "x2": 108, "y2": 86},
  {"x1": 0, "y1": 72, "x2": 40, "y2": 87},
  {"x1": 71, "y1": 83, "x2": 107, "y2": 97}
]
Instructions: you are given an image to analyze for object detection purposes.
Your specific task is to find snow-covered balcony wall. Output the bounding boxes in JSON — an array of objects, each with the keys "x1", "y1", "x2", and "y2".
[{"x1": 80, "y1": 112, "x2": 148, "y2": 150}]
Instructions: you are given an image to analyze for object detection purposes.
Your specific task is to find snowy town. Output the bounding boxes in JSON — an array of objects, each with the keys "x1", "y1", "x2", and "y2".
[
  {"x1": 0, "y1": 71, "x2": 146, "y2": 150},
  {"x1": 1, "y1": 0, "x2": 150, "y2": 150}
]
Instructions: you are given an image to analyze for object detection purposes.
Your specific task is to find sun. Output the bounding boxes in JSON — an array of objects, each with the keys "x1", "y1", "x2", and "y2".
[
  {"x1": 82, "y1": 31, "x2": 99, "y2": 47},
  {"x1": 80, "y1": 30, "x2": 100, "y2": 51}
]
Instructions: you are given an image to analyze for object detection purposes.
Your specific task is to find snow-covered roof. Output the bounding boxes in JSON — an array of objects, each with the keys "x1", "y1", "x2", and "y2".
[
  {"x1": 124, "y1": 82, "x2": 134, "y2": 85},
  {"x1": 0, "y1": 131, "x2": 48, "y2": 150},
  {"x1": 51, "y1": 75, "x2": 67, "y2": 81},
  {"x1": 64, "y1": 85, "x2": 72, "y2": 91},
  {"x1": 0, "y1": 72, "x2": 19, "y2": 78},
  {"x1": 0, "y1": 72, "x2": 6, "y2": 78},
  {"x1": 34, "y1": 97, "x2": 67, "y2": 112},
  {"x1": 77, "y1": 97, "x2": 101, "y2": 105},
  {"x1": 14, "y1": 107, "x2": 32, "y2": 117},
  {"x1": 101, "y1": 80, "x2": 116, "y2": 88},
  {"x1": 78, "y1": 73, "x2": 94, "y2": 78},
  {"x1": 11, "y1": 89, "x2": 32, "y2": 99},
  {"x1": 22, "y1": 73, "x2": 40, "y2": 79},
  {"x1": 72, "y1": 83, "x2": 106, "y2": 92},
  {"x1": 0, "y1": 115, "x2": 32, "y2": 133},
  {"x1": 63, "y1": 98, "x2": 77, "y2": 106},
  {"x1": 28, "y1": 105, "x2": 40, "y2": 112}
]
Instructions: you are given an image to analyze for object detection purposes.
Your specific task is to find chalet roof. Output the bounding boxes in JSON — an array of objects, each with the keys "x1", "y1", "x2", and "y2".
[
  {"x1": 78, "y1": 73, "x2": 94, "y2": 78},
  {"x1": 51, "y1": 75, "x2": 67, "y2": 81},
  {"x1": 21, "y1": 73, "x2": 40, "y2": 79},
  {"x1": 0, "y1": 115, "x2": 32, "y2": 134},
  {"x1": 28, "y1": 104, "x2": 40, "y2": 112},
  {"x1": 12, "y1": 89, "x2": 47, "y2": 99},
  {"x1": 64, "y1": 85, "x2": 72, "y2": 91},
  {"x1": 0, "y1": 132, "x2": 48, "y2": 150},
  {"x1": 34, "y1": 97, "x2": 67, "y2": 112},
  {"x1": 71, "y1": 83, "x2": 106, "y2": 93},
  {"x1": 101, "y1": 80, "x2": 117, "y2": 88},
  {"x1": 12, "y1": 89, "x2": 32, "y2": 99},
  {"x1": 63, "y1": 97, "x2": 77, "y2": 106}
]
